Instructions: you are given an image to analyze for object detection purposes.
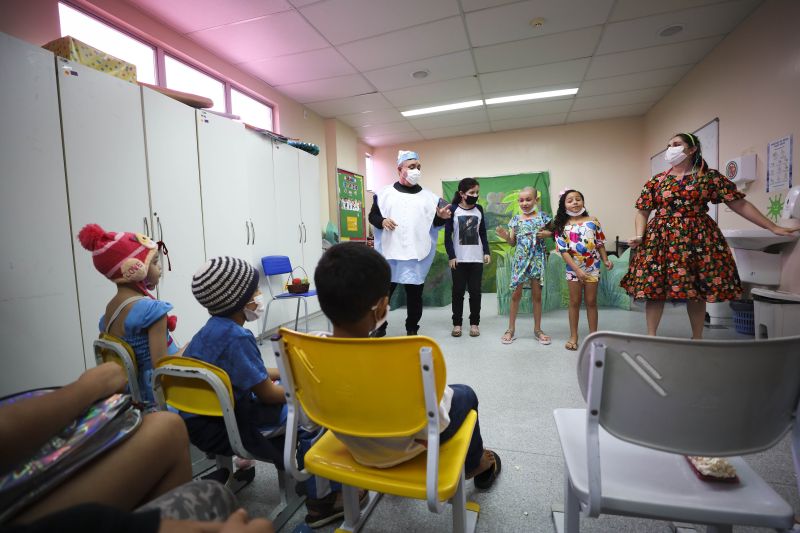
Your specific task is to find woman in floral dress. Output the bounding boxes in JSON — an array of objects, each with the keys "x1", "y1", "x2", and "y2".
[{"x1": 621, "y1": 132, "x2": 799, "y2": 338}]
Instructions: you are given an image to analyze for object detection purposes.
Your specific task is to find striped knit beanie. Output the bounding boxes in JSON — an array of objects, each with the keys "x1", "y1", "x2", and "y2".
[
  {"x1": 192, "y1": 257, "x2": 259, "y2": 316},
  {"x1": 77, "y1": 223, "x2": 157, "y2": 284}
]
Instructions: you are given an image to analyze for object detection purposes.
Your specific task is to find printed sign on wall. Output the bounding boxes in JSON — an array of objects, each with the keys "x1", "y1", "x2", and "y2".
[{"x1": 336, "y1": 169, "x2": 366, "y2": 241}]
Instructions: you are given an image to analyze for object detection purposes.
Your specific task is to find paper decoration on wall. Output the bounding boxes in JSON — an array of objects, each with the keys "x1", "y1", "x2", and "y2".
[{"x1": 767, "y1": 193, "x2": 784, "y2": 222}]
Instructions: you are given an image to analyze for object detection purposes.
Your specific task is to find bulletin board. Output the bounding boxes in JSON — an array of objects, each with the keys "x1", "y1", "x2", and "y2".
[
  {"x1": 650, "y1": 118, "x2": 719, "y2": 220},
  {"x1": 336, "y1": 169, "x2": 366, "y2": 241}
]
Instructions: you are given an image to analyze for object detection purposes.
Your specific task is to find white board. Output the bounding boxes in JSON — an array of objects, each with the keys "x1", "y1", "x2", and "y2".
[{"x1": 649, "y1": 118, "x2": 719, "y2": 221}]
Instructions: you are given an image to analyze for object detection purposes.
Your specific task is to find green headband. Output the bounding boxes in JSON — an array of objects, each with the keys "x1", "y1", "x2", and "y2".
[{"x1": 681, "y1": 133, "x2": 696, "y2": 147}]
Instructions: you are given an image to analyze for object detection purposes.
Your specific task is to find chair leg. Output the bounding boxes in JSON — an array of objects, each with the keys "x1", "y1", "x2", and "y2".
[
  {"x1": 552, "y1": 471, "x2": 581, "y2": 533},
  {"x1": 294, "y1": 299, "x2": 301, "y2": 331},
  {"x1": 268, "y1": 469, "x2": 306, "y2": 532},
  {"x1": 451, "y1": 469, "x2": 479, "y2": 533},
  {"x1": 258, "y1": 301, "x2": 273, "y2": 345},
  {"x1": 303, "y1": 298, "x2": 309, "y2": 332},
  {"x1": 336, "y1": 485, "x2": 381, "y2": 533}
]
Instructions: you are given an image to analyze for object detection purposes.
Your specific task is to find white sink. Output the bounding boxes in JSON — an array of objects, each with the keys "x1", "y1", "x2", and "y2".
[{"x1": 722, "y1": 228, "x2": 798, "y2": 251}]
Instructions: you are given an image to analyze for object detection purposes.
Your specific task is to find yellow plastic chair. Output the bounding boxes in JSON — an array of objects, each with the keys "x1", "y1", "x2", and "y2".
[
  {"x1": 271, "y1": 328, "x2": 480, "y2": 533},
  {"x1": 152, "y1": 356, "x2": 305, "y2": 532},
  {"x1": 94, "y1": 333, "x2": 140, "y2": 403}
]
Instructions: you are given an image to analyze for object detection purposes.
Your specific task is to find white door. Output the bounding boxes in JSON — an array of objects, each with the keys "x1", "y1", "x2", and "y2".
[
  {"x1": 0, "y1": 34, "x2": 85, "y2": 394},
  {"x1": 298, "y1": 150, "x2": 323, "y2": 314},
  {"x1": 57, "y1": 58, "x2": 152, "y2": 368},
  {"x1": 142, "y1": 88, "x2": 208, "y2": 344}
]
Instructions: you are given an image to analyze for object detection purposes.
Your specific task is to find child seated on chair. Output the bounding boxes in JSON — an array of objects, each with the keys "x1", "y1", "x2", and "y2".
[
  {"x1": 184, "y1": 256, "x2": 359, "y2": 529},
  {"x1": 313, "y1": 242, "x2": 502, "y2": 489}
]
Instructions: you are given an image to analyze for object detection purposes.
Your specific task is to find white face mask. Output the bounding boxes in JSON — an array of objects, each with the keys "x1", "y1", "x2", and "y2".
[
  {"x1": 404, "y1": 168, "x2": 421, "y2": 186},
  {"x1": 243, "y1": 294, "x2": 265, "y2": 322},
  {"x1": 566, "y1": 207, "x2": 586, "y2": 217},
  {"x1": 664, "y1": 145, "x2": 688, "y2": 165},
  {"x1": 369, "y1": 304, "x2": 390, "y2": 336}
]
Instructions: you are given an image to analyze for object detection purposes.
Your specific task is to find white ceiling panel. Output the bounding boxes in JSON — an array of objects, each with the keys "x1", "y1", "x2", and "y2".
[
  {"x1": 305, "y1": 92, "x2": 394, "y2": 117},
  {"x1": 585, "y1": 35, "x2": 723, "y2": 79},
  {"x1": 127, "y1": 0, "x2": 292, "y2": 34},
  {"x1": 243, "y1": 47, "x2": 356, "y2": 86},
  {"x1": 337, "y1": 17, "x2": 470, "y2": 71},
  {"x1": 407, "y1": 108, "x2": 489, "y2": 130},
  {"x1": 287, "y1": 0, "x2": 321, "y2": 7},
  {"x1": 490, "y1": 112, "x2": 567, "y2": 131},
  {"x1": 486, "y1": 98, "x2": 573, "y2": 121},
  {"x1": 338, "y1": 108, "x2": 406, "y2": 127},
  {"x1": 421, "y1": 122, "x2": 493, "y2": 140},
  {"x1": 479, "y1": 58, "x2": 589, "y2": 94},
  {"x1": 364, "y1": 51, "x2": 476, "y2": 92},
  {"x1": 276, "y1": 74, "x2": 375, "y2": 103},
  {"x1": 609, "y1": 0, "x2": 738, "y2": 22},
  {"x1": 567, "y1": 102, "x2": 653, "y2": 123},
  {"x1": 465, "y1": 0, "x2": 615, "y2": 47},
  {"x1": 578, "y1": 65, "x2": 692, "y2": 97},
  {"x1": 460, "y1": 0, "x2": 520, "y2": 12},
  {"x1": 597, "y1": 0, "x2": 761, "y2": 55},
  {"x1": 358, "y1": 121, "x2": 417, "y2": 137},
  {"x1": 384, "y1": 77, "x2": 482, "y2": 108},
  {"x1": 473, "y1": 26, "x2": 601, "y2": 74},
  {"x1": 571, "y1": 86, "x2": 671, "y2": 111},
  {"x1": 299, "y1": 0, "x2": 459, "y2": 45},
  {"x1": 188, "y1": 10, "x2": 328, "y2": 63},
  {"x1": 364, "y1": 131, "x2": 425, "y2": 147}
]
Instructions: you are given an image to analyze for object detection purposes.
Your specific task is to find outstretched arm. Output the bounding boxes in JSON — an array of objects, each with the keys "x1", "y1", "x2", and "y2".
[
  {"x1": 0, "y1": 363, "x2": 127, "y2": 475},
  {"x1": 727, "y1": 198, "x2": 800, "y2": 235}
]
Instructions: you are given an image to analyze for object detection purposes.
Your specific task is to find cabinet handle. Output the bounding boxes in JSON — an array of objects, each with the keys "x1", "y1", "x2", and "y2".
[
  {"x1": 143, "y1": 217, "x2": 150, "y2": 238},
  {"x1": 156, "y1": 216, "x2": 164, "y2": 278},
  {"x1": 250, "y1": 220, "x2": 255, "y2": 245},
  {"x1": 246, "y1": 221, "x2": 251, "y2": 245},
  {"x1": 298, "y1": 224, "x2": 302, "y2": 244},
  {"x1": 157, "y1": 216, "x2": 163, "y2": 242},
  {"x1": 302, "y1": 223, "x2": 307, "y2": 243}
]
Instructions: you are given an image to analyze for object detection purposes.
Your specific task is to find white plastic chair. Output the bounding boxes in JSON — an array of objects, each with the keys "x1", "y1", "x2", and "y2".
[
  {"x1": 152, "y1": 356, "x2": 304, "y2": 532},
  {"x1": 552, "y1": 331, "x2": 800, "y2": 533}
]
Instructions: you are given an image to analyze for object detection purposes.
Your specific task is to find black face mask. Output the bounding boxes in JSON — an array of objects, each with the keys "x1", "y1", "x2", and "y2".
[{"x1": 464, "y1": 195, "x2": 479, "y2": 205}]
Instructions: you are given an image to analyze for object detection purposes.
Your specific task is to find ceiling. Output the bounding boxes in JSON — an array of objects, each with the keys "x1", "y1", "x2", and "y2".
[{"x1": 125, "y1": 0, "x2": 762, "y2": 146}]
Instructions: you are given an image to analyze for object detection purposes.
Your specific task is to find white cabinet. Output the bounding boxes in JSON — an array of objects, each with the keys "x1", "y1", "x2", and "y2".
[
  {"x1": 0, "y1": 34, "x2": 85, "y2": 394},
  {"x1": 142, "y1": 88, "x2": 209, "y2": 343},
  {"x1": 57, "y1": 57, "x2": 152, "y2": 369},
  {"x1": 298, "y1": 151, "x2": 323, "y2": 314}
]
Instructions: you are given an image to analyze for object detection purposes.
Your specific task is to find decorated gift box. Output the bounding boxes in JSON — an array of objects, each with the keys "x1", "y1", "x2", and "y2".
[{"x1": 43, "y1": 36, "x2": 137, "y2": 83}]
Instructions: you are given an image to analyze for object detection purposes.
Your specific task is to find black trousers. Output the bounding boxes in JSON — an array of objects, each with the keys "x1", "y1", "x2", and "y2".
[
  {"x1": 386, "y1": 282, "x2": 424, "y2": 334},
  {"x1": 451, "y1": 262, "x2": 483, "y2": 326}
]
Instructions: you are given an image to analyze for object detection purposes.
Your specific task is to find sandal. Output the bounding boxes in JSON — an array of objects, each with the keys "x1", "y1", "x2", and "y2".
[
  {"x1": 565, "y1": 339, "x2": 578, "y2": 351},
  {"x1": 501, "y1": 329, "x2": 515, "y2": 344},
  {"x1": 469, "y1": 325, "x2": 480, "y2": 337},
  {"x1": 534, "y1": 329, "x2": 551, "y2": 345},
  {"x1": 451, "y1": 325, "x2": 462, "y2": 337},
  {"x1": 473, "y1": 450, "x2": 502, "y2": 490}
]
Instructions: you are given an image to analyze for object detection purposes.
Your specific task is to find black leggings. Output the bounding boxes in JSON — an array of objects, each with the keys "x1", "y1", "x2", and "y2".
[
  {"x1": 451, "y1": 262, "x2": 483, "y2": 326},
  {"x1": 389, "y1": 282, "x2": 424, "y2": 334}
]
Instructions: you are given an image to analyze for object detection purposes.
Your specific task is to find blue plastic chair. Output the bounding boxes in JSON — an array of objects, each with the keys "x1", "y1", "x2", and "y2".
[{"x1": 259, "y1": 255, "x2": 317, "y2": 341}]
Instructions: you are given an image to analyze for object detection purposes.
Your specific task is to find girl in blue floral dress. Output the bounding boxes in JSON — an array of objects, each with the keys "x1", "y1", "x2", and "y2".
[
  {"x1": 496, "y1": 187, "x2": 552, "y2": 345},
  {"x1": 554, "y1": 190, "x2": 613, "y2": 351}
]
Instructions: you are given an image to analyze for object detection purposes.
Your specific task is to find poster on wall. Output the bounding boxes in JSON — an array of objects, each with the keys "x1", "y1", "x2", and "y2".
[
  {"x1": 336, "y1": 169, "x2": 366, "y2": 241},
  {"x1": 767, "y1": 134, "x2": 793, "y2": 192}
]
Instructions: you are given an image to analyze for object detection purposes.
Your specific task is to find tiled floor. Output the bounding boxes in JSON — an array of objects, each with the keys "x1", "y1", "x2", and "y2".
[{"x1": 235, "y1": 299, "x2": 798, "y2": 532}]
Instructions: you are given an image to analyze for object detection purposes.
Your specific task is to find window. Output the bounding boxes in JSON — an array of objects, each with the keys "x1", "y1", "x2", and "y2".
[
  {"x1": 58, "y1": 3, "x2": 156, "y2": 84},
  {"x1": 365, "y1": 153, "x2": 374, "y2": 191},
  {"x1": 231, "y1": 88, "x2": 273, "y2": 131},
  {"x1": 164, "y1": 56, "x2": 225, "y2": 112}
]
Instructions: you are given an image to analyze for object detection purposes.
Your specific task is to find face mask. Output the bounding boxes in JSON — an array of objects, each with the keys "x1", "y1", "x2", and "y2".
[
  {"x1": 464, "y1": 194, "x2": 479, "y2": 205},
  {"x1": 664, "y1": 145, "x2": 688, "y2": 165},
  {"x1": 243, "y1": 294, "x2": 265, "y2": 322},
  {"x1": 521, "y1": 205, "x2": 536, "y2": 215},
  {"x1": 369, "y1": 304, "x2": 390, "y2": 336},
  {"x1": 404, "y1": 168, "x2": 421, "y2": 186},
  {"x1": 566, "y1": 207, "x2": 586, "y2": 217}
]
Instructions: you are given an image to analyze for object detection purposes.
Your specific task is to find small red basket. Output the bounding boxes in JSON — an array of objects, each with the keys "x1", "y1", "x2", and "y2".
[{"x1": 285, "y1": 266, "x2": 310, "y2": 294}]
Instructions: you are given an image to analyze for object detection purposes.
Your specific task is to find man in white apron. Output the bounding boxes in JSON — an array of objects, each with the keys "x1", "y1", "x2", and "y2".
[{"x1": 368, "y1": 150, "x2": 452, "y2": 336}]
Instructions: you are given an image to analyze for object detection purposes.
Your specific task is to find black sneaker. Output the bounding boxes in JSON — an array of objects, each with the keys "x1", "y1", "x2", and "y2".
[
  {"x1": 372, "y1": 323, "x2": 388, "y2": 338},
  {"x1": 304, "y1": 490, "x2": 368, "y2": 529}
]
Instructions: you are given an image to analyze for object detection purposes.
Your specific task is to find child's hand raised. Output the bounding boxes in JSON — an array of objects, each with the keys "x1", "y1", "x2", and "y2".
[{"x1": 495, "y1": 227, "x2": 510, "y2": 241}]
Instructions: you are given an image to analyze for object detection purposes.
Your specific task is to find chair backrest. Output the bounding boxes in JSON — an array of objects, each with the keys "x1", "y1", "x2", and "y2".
[
  {"x1": 274, "y1": 328, "x2": 447, "y2": 438},
  {"x1": 578, "y1": 331, "x2": 800, "y2": 456},
  {"x1": 262, "y1": 255, "x2": 292, "y2": 276},
  {"x1": 152, "y1": 356, "x2": 235, "y2": 417},
  {"x1": 94, "y1": 333, "x2": 140, "y2": 401}
]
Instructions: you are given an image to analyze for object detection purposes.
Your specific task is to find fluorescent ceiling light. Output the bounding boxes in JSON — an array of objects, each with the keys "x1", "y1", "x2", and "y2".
[
  {"x1": 401, "y1": 100, "x2": 484, "y2": 117},
  {"x1": 485, "y1": 88, "x2": 579, "y2": 105}
]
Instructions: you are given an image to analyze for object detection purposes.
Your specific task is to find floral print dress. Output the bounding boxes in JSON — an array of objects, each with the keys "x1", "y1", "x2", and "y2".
[
  {"x1": 509, "y1": 212, "x2": 551, "y2": 288},
  {"x1": 620, "y1": 169, "x2": 744, "y2": 301},
  {"x1": 555, "y1": 218, "x2": 606, "y2": 282}
]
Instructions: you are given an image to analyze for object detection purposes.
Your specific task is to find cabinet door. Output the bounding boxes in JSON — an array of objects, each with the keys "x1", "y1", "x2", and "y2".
[
  {"x1": 0, "y1": 34, "x2": 85, "y2": 394},
  {"x1": 298, "y1": 151, "x2": 323, "y2": 314},
  {"x1": 242, "y1": 130, "x2": 288, "y2": 332},
  {"x1": 57, "y1": 58, "x2": 152, "y2": 368},
  {"x1": 142, "y1": 88, "x2": 208, "y2": 344}
]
